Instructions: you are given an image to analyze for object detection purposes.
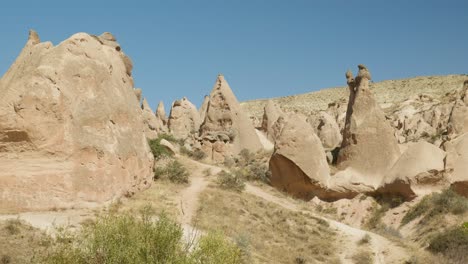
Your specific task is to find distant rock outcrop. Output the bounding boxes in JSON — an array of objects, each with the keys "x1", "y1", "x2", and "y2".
[
  {"x1": 269, "y1": 114, "x2": 330, "y2": 200},
  {"x1": 260, "y1": 100, "x2": 284, "y2": 142},
  {"x1": 155, "y1": 101, "x2": 169, "y2": 133},
  {"x1": 199, "y1": 95, "x2": 209, "y2": 123},
  {"x1": 199, "y1": 75, "x2": 262, "y2": 162},
  {"x1": 0, "y1": 31, "x2": 153, "y2": 212},
  {"x1": 168, "y1": 97, "x2": 200, "y2": 139},
  {"x1": 448, "y1": 80, "x2": 468, "y2": 137},
  {"x1": 336, "y1": 65, "x2": 400, "y2": 186},
  {"x1": 141, "y1": 98, "x2": 159, "y2": 139},
  {"x1": 444, "y1": 133, "x2": 468, "y2": 197}
]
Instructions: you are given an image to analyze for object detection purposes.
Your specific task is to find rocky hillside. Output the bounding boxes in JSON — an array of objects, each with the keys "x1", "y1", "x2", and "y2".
[{"x1": 241, "y1": 74, "x2": 467, "y2": 121}]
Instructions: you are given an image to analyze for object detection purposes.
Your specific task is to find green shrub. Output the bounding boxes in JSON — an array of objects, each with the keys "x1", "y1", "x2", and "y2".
[
  {"x1": 216, "y1": 170, "x2": 245, "y2": 192},
  {"x1": 180, "y1": 146, "x2": 207, "y2": 161},
  {"x1": 428, "y1": 224, "x2": 468, "y2": 262},
  {"x1": 401, "y1": 189, "x2": 468, "y2": 226},
  {"x1": 191, "y1": 231, "x2": 242, "y2": 264},
  {"x1": 366, "y1": 203, "x2": 389, "y2": 229},
  {"x1": 148, "y1": 134, "x2": 174, "y2": 160},
  {"x1": 41, "y1": 207, "x2": 241, "y2": 264},
  {"x1": 154, "y1": 160, "x2": 189, "y2": 184}
]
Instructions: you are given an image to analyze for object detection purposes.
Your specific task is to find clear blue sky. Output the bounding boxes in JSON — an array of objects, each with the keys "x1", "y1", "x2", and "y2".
[{"x1": 1, "y1": 0, "x2": 467, "y2": 108}]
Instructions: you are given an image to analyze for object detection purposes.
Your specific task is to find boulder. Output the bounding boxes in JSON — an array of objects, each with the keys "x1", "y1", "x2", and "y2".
[
  {"x1": 168, "y1": 97, "x2": 200, "y2": 139},
  {"x1": 0, "y1": 31, "x2": 153, "y2": 212},
  {"x1": 308, "y1": 111, "x2": 342, "y2": 151},
  {"x1": 268, "y1": 114, "x2": 330, "y2": 200},
  {"x1": 160, "y1": 139, "x2": 178, "y2": 155},
  {"x1": 199, "y1": 75, "x2": 262, "y2": 161},
  {"x1": 444, "y1": 133, "x2": 468, "y2": 197},
  {"x1": 378, "y1": 141, "x2": 447, "y2": 199},
  {"x1": 260, "y1": 100, "x2": 284, "y2": 142},
  {"x1": 337, "y1": 65, "x2": 400, "y2": 186},
  {"x1": 141, "y1": 98, "x2": 159, "y2": 140}
]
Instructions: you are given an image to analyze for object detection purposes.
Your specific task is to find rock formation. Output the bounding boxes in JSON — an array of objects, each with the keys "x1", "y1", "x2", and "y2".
[
  {"x1": 155, "y1": 101, "x2": 169, "y2": 133},
  {"x1": 260, "y1": 100, "x2": 284, "y2": 142},
  {"x1": 0, "y1": 31, "x2": 153, "y2": 212},
  {"x1": 141, "y1": 98, "x2": 159, "y2": 139},
  {"x1": 199, "y1": 95, "x2": 209, "y2": 123},
  {"x1": 336, "y1": 65, "x2": 400, "y2": 186},
  {"x1": 308, "y1": 111, "x2": 342, "y2": 151},
  {"x1": 378, "y1": 141, "x2": 447, "y2": 199},
  {"x1": 134, "y1": 88, "x2": 142, "y2": 103},
  {"x1": 168, "y1": 97, "x2": 200, "y2": 139},
  {"x1": 444, "y1": 133, "x2": 468, "y2": 197},
  {"x1": 269, "y1": 114, "x2": 330, "y2": 200},
  {"x1": 447, "y1": 80, "x2": 468, "y2": 137},
  {"x1": 199, "y1": 74, "x2": 262, "y2": 162}
]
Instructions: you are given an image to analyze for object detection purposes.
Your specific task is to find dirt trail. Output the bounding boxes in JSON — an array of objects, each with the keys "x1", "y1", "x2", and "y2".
[
  {"x1": 176, "y1": 156, "x2": 221, "y2": 225},
  {"x1": 244, "y1": 183, "x2": 409, "y2": 264}
]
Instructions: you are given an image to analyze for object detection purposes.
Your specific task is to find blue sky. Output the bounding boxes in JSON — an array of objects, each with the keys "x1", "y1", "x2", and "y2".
[{"x1": 1, "y1": 0, "x2": 467, "y2": 108}]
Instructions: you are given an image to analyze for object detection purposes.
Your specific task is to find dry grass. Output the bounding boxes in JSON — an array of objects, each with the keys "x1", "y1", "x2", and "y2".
[
  {"x1": 0, "y1": 219, "x2": 50, "y2": 263},
  {"x1": 193, "y1": 187, "x2": 340, "y2": 264},
  {"x1": 351, "y1": 249, "x2": 373, "y2": 264},
  {"x1": 117, "y1": 180, "x2": 185, "y2": 220}
]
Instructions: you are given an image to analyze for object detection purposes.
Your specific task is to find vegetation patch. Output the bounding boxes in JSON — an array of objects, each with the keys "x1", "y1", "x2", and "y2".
[
  {"x1": 148, "y1": 133, "x2": 178, "y2": 160},
  {"x1": 180, "y1": 146, "x2": 207, "y2": 161},
  {"x1": 154, "y1": 160, "x2": 190, "y2": 184},
  {"x1": 351, "y1": 250, "x2": 373, "y2": 264},
  {"x1": 401, "y1": 189, "x2": 468, "y2": 226},
  {"x1": 427, "y1": 223, "x2": 468, "y2": 263},
  {"x1": 41, "y1": 207, "x2": 241, "y2": 264},
  {"x1": 216, "y1": 170, "x2": 245, "y2": 192}
]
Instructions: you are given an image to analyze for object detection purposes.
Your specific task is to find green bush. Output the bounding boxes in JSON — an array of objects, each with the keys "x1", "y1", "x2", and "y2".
[
  {"x1": 428, "y1": 224, "x2": 468, "y2": 262},
  {"x1": 148, "y1": 134, "x2": 176, "y2": 160},
  {"x1": 154, "y1": 160, "x2": 189, "y2": 184},
  {"x1": 216, "y1": 170, "x2": 245, "y2": 192},
  {"x1": 41, "y1": 207, "x2": 241, "y2": 264},
  {"x1": 401, "y1": 189, "x2": 468, "y2": 226},
  {"x1": 180, "y1": 146, "x2": 207, "y2": 161}
]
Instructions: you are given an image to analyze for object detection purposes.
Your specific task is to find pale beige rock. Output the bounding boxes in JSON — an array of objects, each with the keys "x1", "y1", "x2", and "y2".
[
  {"x1": 155, "y1": 101, "x2": 168, "y2": 133},
  {"x1": 160, "y1": 139, "x2": 178, "y2": 155},
  {"x1": 199, "y1": 95, "x2": 209, "y2": 123},
  {"x1": 337, "y1": 65, "x2": 400, "y2": 186},
  {"x1": 0, "y1": 31, "x2": 153, "y2": 213},
  {"x1": 378, "y1": 141, "x2": 447, "y2": 199},
  {"x1": 444, "y1": 133, "x2": 468, "y2": 197},
  {"x1": 134, "y1": 88, "x2": 142, "y2": 102},
  {"x1": 260, "y1": 100, "x2": 284, "y2": 142},
  {"x1": 308, "y1": 111, "x2": 342, "y2": 151},
  {"x1": 168, "y1": 97, "x2": 200, "y2": 139},
  {"x1": 269, "y1": 114, "x2": 330, "y2": 200},
  {"x1": 199, "y1": 75, "x2": 262, "y2": 160},
  {"x1": 448, "y1": 80, "x2": 468, "y2": 137},
  {"x1": 141, "y1": 98, "x2": 159, "y2": 140}
]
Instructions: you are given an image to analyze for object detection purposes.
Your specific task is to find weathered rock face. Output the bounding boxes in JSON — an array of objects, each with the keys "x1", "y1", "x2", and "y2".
[
  {"x1": 0, "y1": 31, "x2": 154, "y2": 212},
  {"x1": 444, "y1": 133, "x2": 468, "y2": 197},
  {"x1": 448, "y1": 80, "x2": 468, "y2": 137},
  {"x1": 141, "y1": 98, "x2": 159, "y2": 140},
  {"x1": 168, "y1": 97, "x2": 200, "y2": 139},
  {"x1": 337, "y1": 65, "x2": 400, "y2": 186},
  {"x1": 378, "y1": 141, "x2": 447, "y2": 199},
  {"x1": 260, "y1": 100, "x2": 284, "y2": 142},
  {"x1": 199, "y1": 95, "x2": 209, "y2": 123},
  {"x1": 308, "y1": 111, "x2": 342, "y2": 151},
  {"x1": 269, "y1": 114, "x2": 330, "y2": 200},
  {"x1": 155, "y1": 101, "x2": 168, "y2": 133},
  {"x1": 199, "y1": 75, "x2": 262, "y2": 161}
]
